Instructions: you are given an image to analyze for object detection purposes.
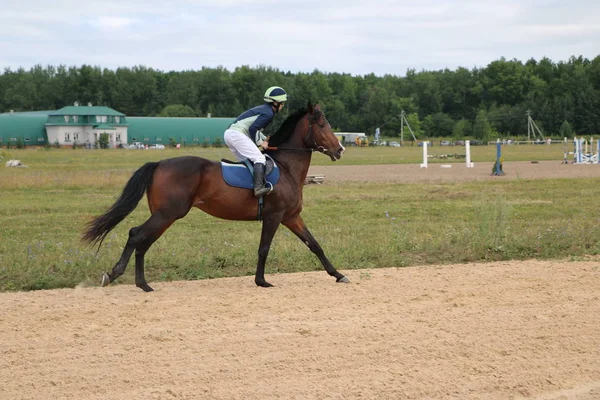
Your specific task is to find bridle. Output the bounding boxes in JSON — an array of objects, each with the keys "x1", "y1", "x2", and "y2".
[
  {"x1": 267, "y1": 113, "x2": 329, "y2": 154},
  {"x1": 302, "y1": 117, "x2": 326, "y2": 153}
]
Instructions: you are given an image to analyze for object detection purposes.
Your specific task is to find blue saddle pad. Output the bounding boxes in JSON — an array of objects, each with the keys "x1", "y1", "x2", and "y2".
[{"x1": 221, "y1": 159, "x2": 280, "y2": 190}]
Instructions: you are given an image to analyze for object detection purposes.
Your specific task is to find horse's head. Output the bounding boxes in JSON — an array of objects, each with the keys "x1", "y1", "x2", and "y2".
[{"x1": 305, "y1": 102, "x2": 345, "y2": 161}]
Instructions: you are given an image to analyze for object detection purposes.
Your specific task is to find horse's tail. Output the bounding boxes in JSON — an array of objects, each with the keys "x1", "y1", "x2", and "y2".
[{"x1": 83, "y1": 161, "x2": 159, "y2": 248}]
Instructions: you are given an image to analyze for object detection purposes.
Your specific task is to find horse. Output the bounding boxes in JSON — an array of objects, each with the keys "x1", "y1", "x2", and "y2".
[{"x1": 82, "y1": 102, "x2": 349, "y2": 292}]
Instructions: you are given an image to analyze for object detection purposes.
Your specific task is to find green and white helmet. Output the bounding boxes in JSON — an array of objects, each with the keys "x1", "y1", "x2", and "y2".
[{"x1": 264, "y1": 86, "x2": 288, "y2": 103}]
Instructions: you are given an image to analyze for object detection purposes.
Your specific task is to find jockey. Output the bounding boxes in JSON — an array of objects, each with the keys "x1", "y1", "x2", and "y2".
[{"x1": 224, "y1": 86, "x2": 288, "y2": 197}]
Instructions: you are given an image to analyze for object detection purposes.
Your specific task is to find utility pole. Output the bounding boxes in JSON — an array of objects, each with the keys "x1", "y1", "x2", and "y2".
[
  {"x1": 378, "y1": 111, "x2": 417, "y2": 146},
  {"x1": 400, "y1": 111, "x2": 404, "y2": 144},
  {"x1": 526, "y1": 110, "x2": 545, "y2": 142},
  {"x1": 400, "y1": 110, "x2": 417, "y2": 145}
]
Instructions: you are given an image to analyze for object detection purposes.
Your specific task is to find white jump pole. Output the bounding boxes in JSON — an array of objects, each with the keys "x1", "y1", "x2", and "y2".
[
  {"x1": 465, "y1": 140, "x2": 474, "y2": 168},
  {"x1": 420, "y1": 141, "x2": 428, "y2": 168}
]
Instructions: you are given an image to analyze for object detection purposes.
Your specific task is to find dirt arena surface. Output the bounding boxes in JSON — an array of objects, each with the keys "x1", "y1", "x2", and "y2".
[
  {"x1": 1, "y1": 260, "x2": 599, "y2": 400},
  {"x1": 309, "y1": 161, "x2": 600, "y2": 183},
  {"x1": 2, "y1": 161, "x2": 600, "y2": 400}
]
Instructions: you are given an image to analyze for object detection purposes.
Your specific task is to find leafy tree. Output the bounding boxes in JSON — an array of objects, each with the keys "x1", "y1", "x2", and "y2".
[
  {"x1": 404, "y1": 113, "x2": 422, "y2": 139},
  {"x1": 487, "y1": 104, "x2": 526, "y2": 136},
  {"x1": 473, "y1": 110, "x2": 493, "y2": 142},
  {"x1": 452, "y1": 119, "x2": 472, "y2": 139},
  {"x1": 157, "y1": 104, "x2": 197, "y2": 117},
  {"x1": 422, "y1": 112, "x2": 454, "y2": 137},
  {"x1": 480, "y1": 58, "x2": 528, "y2": 106},
  {"x1": 164, "y1": 71, "x2": 198, "y2": 108},
  {"x1": 404, "y1": 70, "x2": 442, "y2": 118},
  {"x1": 98, "y1": 133, "x2": 110, "y2": 149},
  {"x1": 559, "y1": 120, "x2": 574, "y2": 138},
  {"x1": 1, "y1": 56, "x2": 599, "y2": 140}
]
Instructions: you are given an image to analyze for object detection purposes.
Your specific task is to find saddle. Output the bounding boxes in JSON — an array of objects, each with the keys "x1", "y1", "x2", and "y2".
[{"x1": 220, "y1": 155, "x2": 280, "y2": 190}]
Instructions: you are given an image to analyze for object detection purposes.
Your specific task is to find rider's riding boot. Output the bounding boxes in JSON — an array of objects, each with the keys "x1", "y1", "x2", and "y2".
[{"x1": 253, "y1": 163, "x2": 271, "y2": 197}]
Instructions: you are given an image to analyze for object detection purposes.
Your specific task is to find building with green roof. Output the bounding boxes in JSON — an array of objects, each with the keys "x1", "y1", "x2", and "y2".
[
  {"x1": 0, "y1": 112, "x2": 48, "y2": 146},
  {"x1": 127, "y1": 116, "x2": 234, "y2": 146},
  {"x1": 44, "y1": 103, "x2": 128, "y2": 146},
  {"x1": 0, "y1": 103, "x2": 234, "y2": 148}
]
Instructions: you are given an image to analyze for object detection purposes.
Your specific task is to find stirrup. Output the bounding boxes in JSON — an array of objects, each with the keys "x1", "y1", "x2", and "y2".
[{"x1": 254, "y1": 182, "x2": 273, "y2": 197}]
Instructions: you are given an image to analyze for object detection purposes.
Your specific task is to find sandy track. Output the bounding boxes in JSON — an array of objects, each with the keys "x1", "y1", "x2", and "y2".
[
  {"x1": 308, "y1": 161, "x2": 600, "y2": 183},
  {"x1": 2, "y1": 161, "x2": 600, "y2": 399},
  {"x1": 1, "y1": 260, "x2": 599, "y2": 399}
]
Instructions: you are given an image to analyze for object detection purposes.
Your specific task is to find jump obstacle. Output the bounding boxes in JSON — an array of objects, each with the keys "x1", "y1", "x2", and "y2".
[
  {"x1": 420, "y1": 140, "x2": 475, "y2": 169},
  {"x1": 305, "y1": 174, "x2": 325, "y2": 184},
  {"x1": 492, "y1": 141, "x2": 504, "y2": 176},
  {"x1": 567, "y1": 137, "x2": 600, "y2": 164},
  {"x1": 419, "y1": 140, "x2": 505, "y2": 176}
]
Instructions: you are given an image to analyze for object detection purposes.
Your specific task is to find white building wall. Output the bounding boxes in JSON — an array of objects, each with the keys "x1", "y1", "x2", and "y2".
[{"x1": 46, "y1": 125, "x2": 128, "y2": 147}]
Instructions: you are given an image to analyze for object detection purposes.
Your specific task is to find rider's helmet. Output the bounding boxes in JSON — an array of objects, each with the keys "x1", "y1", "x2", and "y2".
[{"x1": 263, "y1": 86, "x2": 288, "y2": 103}]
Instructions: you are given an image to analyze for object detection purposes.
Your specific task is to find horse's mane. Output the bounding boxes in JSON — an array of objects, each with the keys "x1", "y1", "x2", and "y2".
[{"x1": 268, "y1": 107, "x2": 309, "y2": 147}]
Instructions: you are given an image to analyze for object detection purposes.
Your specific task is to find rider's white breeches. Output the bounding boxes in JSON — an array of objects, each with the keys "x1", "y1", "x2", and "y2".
[{"x1": 224, "y1": 129, "x2": 266, "y2": 164}]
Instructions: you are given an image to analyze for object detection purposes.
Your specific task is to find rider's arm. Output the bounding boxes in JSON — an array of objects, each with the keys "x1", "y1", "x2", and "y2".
[{"x1": 248, "y1": 111, "x2": 273, "y2": 146}]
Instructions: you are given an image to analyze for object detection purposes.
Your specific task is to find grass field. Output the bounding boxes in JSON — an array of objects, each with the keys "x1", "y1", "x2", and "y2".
[{"x1": 1, "y1": 145, "x2": 598, "y2": 292}]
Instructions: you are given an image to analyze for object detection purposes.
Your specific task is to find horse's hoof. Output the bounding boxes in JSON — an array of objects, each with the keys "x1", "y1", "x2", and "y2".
[
  {"x1": 256, "y1": 281, "x2": 274, "y2": 288},
  {"x1": 337, "y1": 276, "x2": 350, "y2": 283},
  {"x1": 137, "y1": 283, "x2": 154, "y2": 292},
  {"x1": 101, "y1": 273, "x2": 110, "y2": 287}
]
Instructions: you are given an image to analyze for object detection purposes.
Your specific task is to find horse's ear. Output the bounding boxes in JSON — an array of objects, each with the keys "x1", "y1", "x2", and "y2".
[{"x1": 307, "y1": 101, "x2": 314, "y2": 114}]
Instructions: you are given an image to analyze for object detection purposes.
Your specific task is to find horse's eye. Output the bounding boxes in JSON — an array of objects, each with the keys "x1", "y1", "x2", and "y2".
[{"x1": 319, "y1": 124, "x2": 325, "y2": 128}]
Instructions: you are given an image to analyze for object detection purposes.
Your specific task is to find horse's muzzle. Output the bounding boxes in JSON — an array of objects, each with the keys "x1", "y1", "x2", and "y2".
[
  {"x1": 331, "y1": 145, "x2": 345, "y2": 161},
  {"x1": 322, "y1": 145, "x2": 345, "y2": 161}
]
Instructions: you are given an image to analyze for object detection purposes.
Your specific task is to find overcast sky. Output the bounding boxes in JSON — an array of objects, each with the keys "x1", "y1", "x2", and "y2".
[{"x1": 1, "y1": 0, "x2": 598, "y2": 76}]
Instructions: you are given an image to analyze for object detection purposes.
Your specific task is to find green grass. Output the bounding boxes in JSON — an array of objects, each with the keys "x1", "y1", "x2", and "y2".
[
  {"x1": 0, "y1": 146, "x2": 595, "y2": 291},
  {"x1": 0, "y1": 142, "x2": 566, "y2": 171}
]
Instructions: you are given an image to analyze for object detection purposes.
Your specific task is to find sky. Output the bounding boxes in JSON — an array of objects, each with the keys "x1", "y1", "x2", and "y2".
[{"x1": 1, "y1": 0, "x2": 599, "y2": 76}]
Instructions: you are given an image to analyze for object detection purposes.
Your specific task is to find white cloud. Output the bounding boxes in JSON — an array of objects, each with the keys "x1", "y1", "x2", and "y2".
[
  {"x1": 89, "y1": 17, "x2": 137, "y2": 31},
  {"x1": 0, "y1": 0, "x2": 598, "y2": 75}
]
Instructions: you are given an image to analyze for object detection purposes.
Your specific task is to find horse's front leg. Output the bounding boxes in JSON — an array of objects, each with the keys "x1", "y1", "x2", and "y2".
[
  {"x1": 255, "y1": 213, "x2": 284, "y2": 287},
  {"x1": 282, "y1": 215, "x2": 350, "y2": 283}
]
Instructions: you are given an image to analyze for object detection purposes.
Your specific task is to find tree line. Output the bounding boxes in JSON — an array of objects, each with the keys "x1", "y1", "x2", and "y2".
[{"x1": 1, "y1": 55, "x2": 599, "y2": 140}]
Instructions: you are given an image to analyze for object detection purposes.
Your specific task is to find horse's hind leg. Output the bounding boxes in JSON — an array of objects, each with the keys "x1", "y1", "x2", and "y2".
[
  {"x1": 102, "y1": 226, "x2": 141, "y2": 286},
  {"x1": 255, "y1": 213, "x2": 284, "y2": 287},
  {"x1": 103, "y1": 213, "x2": 178, "y2": 292},
  {"x1": 131, "y1": 212, "x2": 179, "y2": 292},
  {"x1": 282, "y1": 215, "x2": 349, "y2": 283}
]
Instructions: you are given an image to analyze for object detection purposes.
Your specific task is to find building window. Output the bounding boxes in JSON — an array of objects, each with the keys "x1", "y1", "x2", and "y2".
[
  {"x1": 64, "y1": 115, "x2": 70, "y2": 123},
  {"x1": 73, "y1": 116, "x2": 78, "y2": 123},
  {"x1": 116, "y1": 134, "x2": 121, "y2": 142},
  {"x1": 102, "y1": 115, "x2": 107, "y2": 123},
  {"x1": 156, "y1": 138, "x2": 162, "y2": 142},
  {"x1": 115, "y1": 116, "x2": 120, "y2": 124},
  {"x1": 96, "y1": 116, "x2": 101, "y2": 123},
  {"x1": 25, "y1": 138, "x2": 30, "y2": 142},
  {"x1": 65, "y1": 133, "x2": 71, "y2": 142},
  {"x1": 73, "y1": 133, "x2": 79, "y2": 141}
]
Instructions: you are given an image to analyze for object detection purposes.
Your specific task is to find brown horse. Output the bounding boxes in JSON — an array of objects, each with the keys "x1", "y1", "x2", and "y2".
[{"x1": 83, "y1": 102, "x2": 349, "y2": 292}]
